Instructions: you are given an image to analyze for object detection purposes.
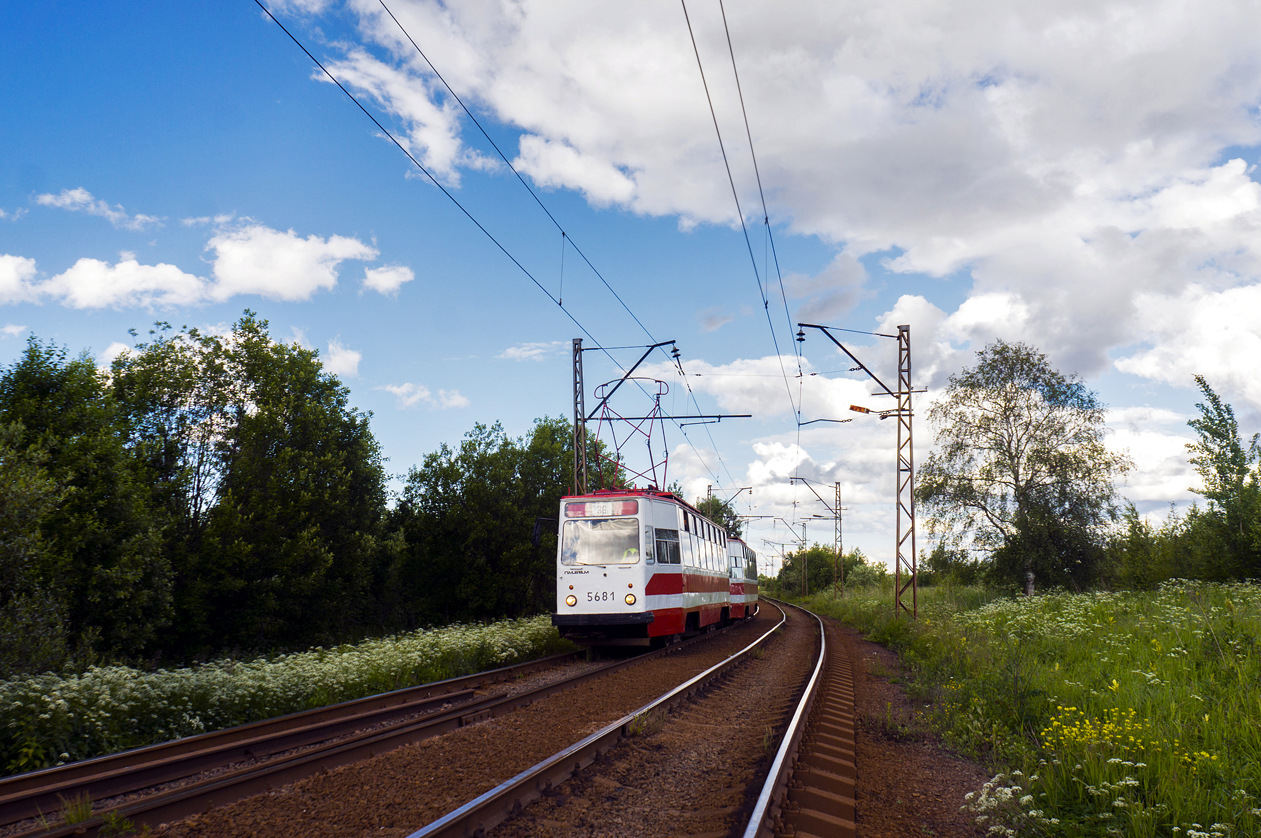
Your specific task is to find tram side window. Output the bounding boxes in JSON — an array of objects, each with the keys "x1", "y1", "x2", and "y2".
[{"x1": 655, "y1": 529, "x2": 681, "y2": 564}]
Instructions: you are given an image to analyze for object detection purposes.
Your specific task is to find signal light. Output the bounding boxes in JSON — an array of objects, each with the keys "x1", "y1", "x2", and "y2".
[
  {"x1": 565, "y1": 595, "x2": 577, "y2": 607},
  {"x1": 625, "y1": 593, "x2": 637, "y2": 606}
]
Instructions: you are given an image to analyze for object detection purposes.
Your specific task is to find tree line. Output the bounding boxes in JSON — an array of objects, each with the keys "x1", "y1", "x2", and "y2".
[
  {"x1": 0, "y1": 313, "x2": 605, "y2": 678},
  {"x1": 916, "y1": 341, "x2": 1261, "y2": 593}
]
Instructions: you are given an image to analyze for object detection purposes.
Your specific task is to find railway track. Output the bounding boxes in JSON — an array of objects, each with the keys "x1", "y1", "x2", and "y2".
[
  {"x1": 0, "y1": 643, "x2": 699, "y2": 838},
  {"x1": 6, "y1": 603, "x2": 858, "y2": 838},
  {"x1": 406, "y1": 598, "x2": 854, "y2": 838},
  {"x1": 744, "y1": 604, "x2": 857, "y2": 838},
  {"x1": 408, "y1": 603, "x2": 792, "y2": 838}
]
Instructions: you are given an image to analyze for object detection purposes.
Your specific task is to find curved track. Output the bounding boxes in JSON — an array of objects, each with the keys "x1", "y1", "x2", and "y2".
[
  {"x1": 743, "y1": 604, "x2": 857, "y2": 838},
  {"x1": 405, "y1": 603, "x2": 789, "y2": 838}
]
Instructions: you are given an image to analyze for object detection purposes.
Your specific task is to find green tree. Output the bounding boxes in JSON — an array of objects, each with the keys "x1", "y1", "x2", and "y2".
[
  {"x1": 391, "y1": 418, "x2": 576, "y2": 625},
  {"x1": 0, "y1": 423, "x2": 70, "y2": 676},
  {"x1": 776, "y1": 544, "x2": 869, "y2": 596},
  {"x1": 921, "y1": 543, "x2": 984, "y2": 586},
  {"x1": 0, "y1": 340, "x2": 170, "y2": 659},
  {"x1": 192, "y1": 314, "x2": 387, "y2": 650},
  {"x1": 387, "y1": 416, "x2": 622, "y2": 627},
  {"x1": 1184, "y1": 375, "x2": 1261, "y2": 578},
  {"x1": 694, "y1": 494, "x2": 743, "y2": 537},
  {"x1": 112, "y1": 314, "x2": 389, "y2": 653},
  {"x1": 917, "y1": 340, "x2": 1129, "y2": 595}
]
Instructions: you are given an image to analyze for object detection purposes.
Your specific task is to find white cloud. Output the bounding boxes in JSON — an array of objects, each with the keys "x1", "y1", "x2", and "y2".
[
  {"x1": 268, "y1": 0, "x2": 333, "y2": 13},
  {"x1": 499, "y1": 340, "x2": 566, "y2": 361},
  {"x1": 324, "y1": 338, "x2": 362, "y2": 378},
  {"x1": 206, "y1": 223, "x2": 378, "y2": 301},
  {"x1": 436, "y1": 389, "x2": 470, "y2": 408},
  {"x1": 0, "y1": 255, "x2": 39, "y2": 304},
  {"x1": 514, "y1": 135, "x2": 636, "y2": 206},
  {"x1": 42, "y1": 256, "x2": 207, "y2": 309},
  {"x1": 378, "y1": 382, "x2": 468, "y2": 409},
  {"x1": 318, "y1": 48, "x2": 494, "y2": 185},
  {"x1": 181, "y1": 213, "x2": 236, "y2": 228},
  {"x1": 0, "y1": 207, "x2": 27, "y2": 222},
  {"x1": 302, "y1": 0, "x2": 1261, "y2": 398},
  {"x1": 35, "y1": 187, "x2": 161, "y2": 231},
  {"x1": 1115, "y1": 283, "x2": 1261, "y2": 410},
  {"x1": 98, "y1": 341, "x2": 131, "y2": 368},
  {"x1": 363, "y1": 264, "x2": 415, "y2": 295},
  {"x1": 2, "y1": 324, "x2": 26, "y2": 338}
]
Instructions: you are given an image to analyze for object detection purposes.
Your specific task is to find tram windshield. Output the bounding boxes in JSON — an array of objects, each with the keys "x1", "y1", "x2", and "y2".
[{"x1": 561, "y1": 518, "x2": 641, "y2": 566}]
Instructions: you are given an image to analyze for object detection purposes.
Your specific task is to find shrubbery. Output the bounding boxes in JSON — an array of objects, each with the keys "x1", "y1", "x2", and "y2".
[
  {"x1": 1, "y1": 615, "x2": 573, "y2": 774},
  {"x1": 807, "y1": 582, "x2": 1261, "y2": 837}
]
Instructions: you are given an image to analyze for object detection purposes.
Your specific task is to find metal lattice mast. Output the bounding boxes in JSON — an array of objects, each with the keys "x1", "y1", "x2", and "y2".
[
  {"x1": 572, "y1": 338, "x2": 587, "y2": 496},
  {"x1": 894, "y1": 324, "x2": 917, "y2": 618},
  {"x1": 834, "y1": 481, "x2": 843, "y2": 597}
]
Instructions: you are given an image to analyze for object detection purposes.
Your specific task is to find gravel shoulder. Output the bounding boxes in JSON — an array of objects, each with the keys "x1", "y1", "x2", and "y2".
[{"x1": 834, "y1": 619, "x2": 992, "y2": 837}]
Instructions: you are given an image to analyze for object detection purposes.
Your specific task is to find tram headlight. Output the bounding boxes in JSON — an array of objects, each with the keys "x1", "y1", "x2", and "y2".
[
  {"x1": 625, "y1": 593, "x2": 637, "y2": 606},
  {"x1": 565, "y1": 594, "x2": 577, "y2": 607}
]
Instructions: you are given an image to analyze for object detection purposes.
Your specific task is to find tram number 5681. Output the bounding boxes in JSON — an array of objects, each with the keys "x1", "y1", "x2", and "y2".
[{"x1": 586, "y1": 591, "x2": 614, "y2": 603}]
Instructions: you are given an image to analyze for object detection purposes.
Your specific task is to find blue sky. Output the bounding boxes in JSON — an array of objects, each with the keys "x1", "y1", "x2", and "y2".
[{"x1": 4, "y1": 1, "x2": 1261, "y2": 573}]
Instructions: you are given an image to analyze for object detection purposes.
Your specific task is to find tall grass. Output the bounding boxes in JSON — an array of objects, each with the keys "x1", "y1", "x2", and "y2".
[
  {"x1": 806, "y1": 582, "x2": 1261, "y2": 837},
  {"x1": 1, "y1": 615, "x2": 574, "y2": 776}
]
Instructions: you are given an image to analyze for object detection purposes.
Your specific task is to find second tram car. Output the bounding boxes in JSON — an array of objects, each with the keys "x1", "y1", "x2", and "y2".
[{"x1": 551, "y1": 489, "x2": 758, "y2": 646}]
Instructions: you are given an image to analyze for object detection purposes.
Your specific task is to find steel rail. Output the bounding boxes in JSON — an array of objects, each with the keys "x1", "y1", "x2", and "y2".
[
  {"x1": 742, "y1": 601, "x2": 856, "y2": 838},
  {"x1": 10, "y1": 621, "x2": 751, "y2": 838},
  {"x1": 0, "y1": 651, "x2": 581, "y2": 830},
  {"x1": 405, "y1": 602, "x2": 787, "y2": 838}
]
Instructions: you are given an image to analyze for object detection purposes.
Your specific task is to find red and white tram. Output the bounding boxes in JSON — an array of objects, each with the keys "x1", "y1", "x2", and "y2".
[
  {"x1": 551, "y1": 489, "x2": 758, "y2": 646},
  {"x1": 727, "y1": 535, "x2": 759, "y2": 620}
]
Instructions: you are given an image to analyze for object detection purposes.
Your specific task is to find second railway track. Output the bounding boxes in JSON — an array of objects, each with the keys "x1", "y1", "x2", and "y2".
[{"x1": 6, "y1": 602, "x2": 863, "y2": 838}]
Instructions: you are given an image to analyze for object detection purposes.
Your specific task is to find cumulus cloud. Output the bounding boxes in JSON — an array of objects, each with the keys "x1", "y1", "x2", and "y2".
[
  {"x1": 293, "y1": 0, "x2": 1261, "y2": 407},
  {"x1": 35, "y1": 188, "x2": 161, "y2": 231},
  {"x1": 317, "y1": 48, "x2": 495, "y2": 184},
  {"x1": 379, "y1": 382, "x2": 469, "y2": 409},
  {"x1": 515, "y1": 135, "x2": 636, "y2": 206},
  {"x1": 2, "y1": 324, "x2": 26, "y2": 338},
  {"x1": 2, "y1": 217, "x2": 393, "y2": 309},
  {"x1": 0, "y1": 255, "x2": 39, "y2": 304},
  {"x1": 206, "y1": 223, "x2": 378, "y2": 302},
  {"x1": 1115, "y1": 282, "x2": 1261, "y2": 409},
  {"x1": 42, "y1": 256, "x2": 207, "y2": 309},
  {"x1": 324, "y1": 338, "x2": 362, "y2": 377},
  {"x1": 363, "y1": 264, "x2": 415, "y2": 295}
]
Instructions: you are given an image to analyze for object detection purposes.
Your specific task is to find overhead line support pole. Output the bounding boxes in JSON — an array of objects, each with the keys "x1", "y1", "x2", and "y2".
[
  {"x1": 895, "y1": 324, "x2": 917, "y2": 619},
  {"x1": 797, "y1": 322, "x2": 918, "y2": 619},
  {"x1": 573, "y1": 338, "x2": 587, "y2": 496}
]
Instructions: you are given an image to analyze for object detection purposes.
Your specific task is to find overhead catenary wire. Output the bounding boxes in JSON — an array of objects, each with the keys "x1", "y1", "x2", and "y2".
[
  {"x1": 257, "y1": 1, "x2": 736, "y2": 491},
  {"x1": 680, "y1": 0, "x2": 800, "y2": 423},
  {"x1": 375, "y1": 0, "x2": 659, "y2": 347},
  {"x1": 373, "y1": 0, "x2": 739, "y2": 492}
]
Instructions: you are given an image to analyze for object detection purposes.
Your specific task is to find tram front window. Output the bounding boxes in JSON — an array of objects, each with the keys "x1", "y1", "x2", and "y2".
[{"x1": 561, "y1": 518, "x2": 641, "y2": 566}]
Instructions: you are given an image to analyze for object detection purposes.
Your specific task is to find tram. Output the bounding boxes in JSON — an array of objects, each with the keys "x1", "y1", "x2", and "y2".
[{"x1": 551, "y1": 489, "x2": 758, "y2": 646}]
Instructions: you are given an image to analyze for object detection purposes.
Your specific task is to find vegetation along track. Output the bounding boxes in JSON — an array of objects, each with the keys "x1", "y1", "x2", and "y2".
[
  {"x1": 4, "y1": 618, "x2": 767, "y2": 838},
  {"x1": 0, "y1": 651, "x2": 610, "y2": 837}
]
